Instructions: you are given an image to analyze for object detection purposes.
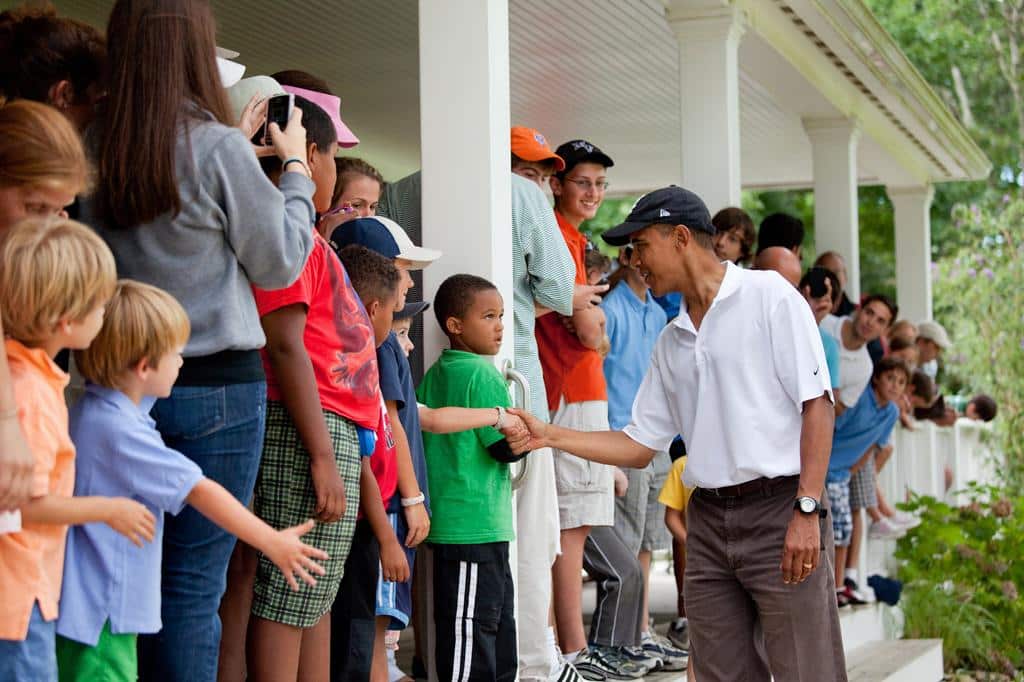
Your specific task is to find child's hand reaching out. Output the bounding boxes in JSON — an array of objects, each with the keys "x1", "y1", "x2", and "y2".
[
  {"x1": 104, "y1": 498, "x2": 156, "y2": 547},
  {"x1": 264, "y1": 519, "x2": 329, "y2": 591}
]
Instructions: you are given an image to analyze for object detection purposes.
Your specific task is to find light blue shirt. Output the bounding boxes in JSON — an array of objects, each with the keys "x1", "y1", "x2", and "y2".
[
  {"x1": 57, "y1": 384, "x2": 203, "y2": 646},
  {"x1": 826, "y1": 385, "x2": 898, "y2": 483},
  {"x1": 820, "y1": 330, "x2": 841, "y2": 390},
  {"x1": 603, "y1": 281, "x2": 667, "y2": 430}
]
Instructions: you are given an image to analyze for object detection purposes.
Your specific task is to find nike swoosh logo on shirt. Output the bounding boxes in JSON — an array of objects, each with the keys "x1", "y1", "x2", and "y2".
[{"x1": 813, "y1": 366, "x2": 820, "y2": 375}]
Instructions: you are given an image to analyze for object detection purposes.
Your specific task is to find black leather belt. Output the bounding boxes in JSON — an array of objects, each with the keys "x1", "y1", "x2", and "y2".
[{"x1": 696, "y1": 474, "x2": 799, "y2": 499}]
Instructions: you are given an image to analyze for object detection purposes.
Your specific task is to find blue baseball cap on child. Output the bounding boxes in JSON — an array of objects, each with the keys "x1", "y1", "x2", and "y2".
[{"x1": 329, "y1": 218, "x2": 402, "y2": 260}]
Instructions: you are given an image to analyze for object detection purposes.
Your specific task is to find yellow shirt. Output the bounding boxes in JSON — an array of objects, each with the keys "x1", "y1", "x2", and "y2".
[{"x1": 658, "y1": 456, "x2": 693, "y2": 511}]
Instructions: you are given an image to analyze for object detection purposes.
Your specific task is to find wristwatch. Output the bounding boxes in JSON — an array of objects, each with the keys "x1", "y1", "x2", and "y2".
[{"x1": 795, "y1": 496, "x2": 827, "y2": 518}]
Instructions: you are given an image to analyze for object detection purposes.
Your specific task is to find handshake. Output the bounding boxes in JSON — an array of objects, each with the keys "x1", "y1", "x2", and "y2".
[{"x1": 498, "y1": 408, "x2": 547, "y2": 456}]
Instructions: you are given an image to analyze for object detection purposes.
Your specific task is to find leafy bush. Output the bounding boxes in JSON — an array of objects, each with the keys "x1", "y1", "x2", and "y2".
[
  {"x1": 933, "y1": 197, "x2": 1024, "y2": 491},
  {"x1": 896, "y1": 487, "x2": 1024, "y2": 675}
]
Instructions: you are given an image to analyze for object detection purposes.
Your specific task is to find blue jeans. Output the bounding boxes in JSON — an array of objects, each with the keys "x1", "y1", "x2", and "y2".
[
  {"x1": 0, "y1": 602, "x2": 57, "y2": 681},
  {"x1": 138, "y1": 382, "x2": 266, "y2": 682}
]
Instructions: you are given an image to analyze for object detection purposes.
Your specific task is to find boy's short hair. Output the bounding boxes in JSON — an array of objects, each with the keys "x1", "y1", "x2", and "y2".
[
  {"x1": 433, "y1": 274, "x2": 497, "y2": 332},
  {"x1": 585, "y1": 248, "x2": 611, "y2": 275},
  {"x1": 757, "y1": 213, "x2": 804, "y2": 254},
  {"x1": 0, "y1": 217, "x2": 116, "y2": 345},
  {"x1": 74, "y1": 280, "x2": 190, "y2": 389},
  {"x1": 872, "y1": 356, "x2": 911, "y2": 384},
  {"x1": 799, "y1": 266, "x2": 841, "y2": 305},
  {"x1": 259, "y1": 95, "x2": 337, "y2": 176},
  {"x1": 968, "y1": 394, "x2": 997, "y2": 422},
  {"x1": 909, "y1": 370, "x2": 935, "y2": 403},
  {"x1": 337, "y1": 244, "x2": 399, "y2": 306}
]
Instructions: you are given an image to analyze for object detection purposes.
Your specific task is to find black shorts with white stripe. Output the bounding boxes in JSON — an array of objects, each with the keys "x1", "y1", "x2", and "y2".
[{"x1": 430, "y1": 542, "x2": 517, "y2": 682}]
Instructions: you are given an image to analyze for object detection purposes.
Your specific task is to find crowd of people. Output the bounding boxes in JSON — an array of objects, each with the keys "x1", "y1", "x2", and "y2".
[{"x1": 0, "y1": 3, "x2": 999, "y2": 682}]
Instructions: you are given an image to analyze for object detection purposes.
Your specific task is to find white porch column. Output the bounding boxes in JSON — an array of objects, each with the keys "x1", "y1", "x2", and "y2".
[
  {"x1": 418, "y1": 0, "x2": 512, "y2": 367},
  {"x1": 887, "y1": 185, "x2": 935, "y2": 322},
  {"x1": 668, "y1": 1, "x2": 744, "y2": 213},
  {"x1": 803, "y1": 117, "x2": 862, "y2": 300}
]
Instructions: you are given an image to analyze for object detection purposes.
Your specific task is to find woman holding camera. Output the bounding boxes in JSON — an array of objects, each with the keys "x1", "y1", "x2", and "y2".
[{"x1": 79, "y1": 1, "x2": 316, "y2": 680}]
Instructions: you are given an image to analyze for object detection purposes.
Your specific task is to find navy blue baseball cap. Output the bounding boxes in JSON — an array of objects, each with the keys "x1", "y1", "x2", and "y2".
[
  {"x1": 329, "y1": 218, "x2": 401, "y2": 260},
  {"x1": 602, "y1": 185, "x2": 714, "y2": 246},
  {"x1": 554, "y1": 139, "x2": 614, "y2": 176},
  {"x1": 395, "y1": 300, "x2": 430, "y2": 320}
]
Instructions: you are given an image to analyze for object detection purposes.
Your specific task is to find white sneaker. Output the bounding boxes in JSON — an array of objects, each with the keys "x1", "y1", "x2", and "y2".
[
  {"x1": 889, "y1": 510, "x2": 921, "y2": 529},
  {"x1": 868, "y1": 517, "x2": 906, "y2": 539}
]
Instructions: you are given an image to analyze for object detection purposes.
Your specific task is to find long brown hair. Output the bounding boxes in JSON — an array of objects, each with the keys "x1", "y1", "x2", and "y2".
[
  {"x1": 0, "y1": 98, "x2": 89, "y2": 193},
  {"x1": 97, "y1": 0, "x2": 231, "y2": 228}
]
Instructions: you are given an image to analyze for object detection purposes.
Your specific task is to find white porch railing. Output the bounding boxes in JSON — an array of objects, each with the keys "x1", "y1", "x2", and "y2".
[{"x1": 864, "y1": 418, "x2": 999, "y2": 579}]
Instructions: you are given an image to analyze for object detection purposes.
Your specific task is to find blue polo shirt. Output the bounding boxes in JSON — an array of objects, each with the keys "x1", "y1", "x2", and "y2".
[
  {"x1": 378, "y1": 332, "x2": 430, "y2": 514},
  {"x1": 826, "y1": 385, "x2": 898, "y2": 484},
  {"x1": 603, "y1": 281, "x2": 668, "y2": 430},
  {"x1": 57, "y1": 384, "x2": 203, "y2": 646}
]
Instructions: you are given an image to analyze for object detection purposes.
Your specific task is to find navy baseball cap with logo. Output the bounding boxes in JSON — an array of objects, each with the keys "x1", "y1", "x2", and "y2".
[
  {"x1": 601, "y1": 185, "x2": 714, "y2": 246},
  {"x1": 554, "y1": 139, "x2": 615, "y2": 175},
  {"x1": 329, "y1": 218, "x2": 402, "y2": 260}
]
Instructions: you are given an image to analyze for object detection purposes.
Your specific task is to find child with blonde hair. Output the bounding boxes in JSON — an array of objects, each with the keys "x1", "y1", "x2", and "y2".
[
  {"x1": 0, "y1": 217, "x2": 153, "y2": 681},
  {"x1": 55, "y1": 280, "x2": 328, "y2": 681}
]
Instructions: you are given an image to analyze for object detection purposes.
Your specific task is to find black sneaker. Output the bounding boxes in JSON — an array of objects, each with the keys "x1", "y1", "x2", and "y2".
[
  {"x1": 573, "y1": 646, "x2": 646, "y2": 680},
  {"x1": 666, "y1": 617, "x2": 690, "y2": 652},
  {"x1": 844, "y1": 577, "x2": 869, "y2": 603}
]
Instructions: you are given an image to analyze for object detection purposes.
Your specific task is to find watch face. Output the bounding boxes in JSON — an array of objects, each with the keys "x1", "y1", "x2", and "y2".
[{"x1": 799, "y1": 498, "x2": 817, "y2": 513}]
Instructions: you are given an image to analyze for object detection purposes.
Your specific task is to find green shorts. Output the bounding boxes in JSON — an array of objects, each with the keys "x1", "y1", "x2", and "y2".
[
  {"x1": 56, "y1": 621, "x2": 136, "y2": 682},
  {"x1": 251, "y1": 401, "x2": 362, "y2": 627}
]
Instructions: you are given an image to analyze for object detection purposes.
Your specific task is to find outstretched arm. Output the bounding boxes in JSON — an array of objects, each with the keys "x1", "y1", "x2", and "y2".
[{"x1": 507, "y1": 408, "x2": 655, "y2": 468}]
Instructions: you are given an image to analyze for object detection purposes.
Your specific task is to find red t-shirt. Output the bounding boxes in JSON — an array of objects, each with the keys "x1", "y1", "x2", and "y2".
[
  {"x1": 369, "y1": 398, "x2": 398, "y2": 510},
  {"x1": 253, "y1": 232, "x2": 381, "y2": 430},
  {"x1": 535, "y1": 211, "x2": 608, "y2": 408}
]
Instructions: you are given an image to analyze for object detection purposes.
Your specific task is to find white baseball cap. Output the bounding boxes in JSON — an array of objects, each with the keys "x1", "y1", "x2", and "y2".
[{"x1": 373, "y1": 216, "x2": 442, "y2": 270}]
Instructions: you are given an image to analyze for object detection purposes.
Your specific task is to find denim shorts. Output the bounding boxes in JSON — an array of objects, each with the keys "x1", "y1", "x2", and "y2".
[{"x1": 0, "y1": 603, "x2": 57, "y2": 682}]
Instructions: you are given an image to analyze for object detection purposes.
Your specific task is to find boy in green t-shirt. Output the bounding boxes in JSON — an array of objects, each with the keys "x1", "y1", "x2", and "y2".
[{"x1": 417, "y1": 274, "x2": 529, "y2": 681}]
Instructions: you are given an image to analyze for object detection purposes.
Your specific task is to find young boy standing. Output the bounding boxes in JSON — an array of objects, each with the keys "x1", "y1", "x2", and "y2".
[
  {"x1": 0, "y1": 218, "x2": 154, "y2": 681},
  {"x1": 56, "y1": 281, "x2": 328, "y2": 681},
  {"x1": 418, "y1": 274, "x2": 529, "y2": 681},
  {"x1": 826, "y1": 356, "x2": 909, "y2": 606}
]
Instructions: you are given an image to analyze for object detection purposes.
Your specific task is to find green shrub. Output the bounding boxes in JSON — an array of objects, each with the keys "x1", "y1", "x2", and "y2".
[{"x1": 897, "y1": 487, "x2": 1024, "y2": 675}]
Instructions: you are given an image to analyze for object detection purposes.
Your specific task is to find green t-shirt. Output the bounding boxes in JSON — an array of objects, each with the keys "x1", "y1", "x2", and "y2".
[{"x1": 416, "y1": 349, "x2": 514, "y2": 544}]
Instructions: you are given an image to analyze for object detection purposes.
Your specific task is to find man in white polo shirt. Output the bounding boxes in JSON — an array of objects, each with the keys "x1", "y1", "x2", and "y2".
[{"x1": 508, "y1": 186, "x2": 846, "y2": 681}]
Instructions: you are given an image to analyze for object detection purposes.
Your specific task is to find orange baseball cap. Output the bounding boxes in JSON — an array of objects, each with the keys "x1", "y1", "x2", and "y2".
[{"x1": 511, "y1": 126, "x2": 566, "y2": 171}]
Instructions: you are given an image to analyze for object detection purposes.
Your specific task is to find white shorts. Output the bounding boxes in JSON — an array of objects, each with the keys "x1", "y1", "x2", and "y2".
[{"x1": 551, "y1": 399, "x2": 614, "y2": 530}]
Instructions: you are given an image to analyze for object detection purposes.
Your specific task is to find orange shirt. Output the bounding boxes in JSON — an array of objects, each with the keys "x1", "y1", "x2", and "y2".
[
  {"x1": 0, "y1": 339, "x2": 74, "y2": 640},
  {"x1": 535, "y1": 211, "x2": 608, "y2": 408}
]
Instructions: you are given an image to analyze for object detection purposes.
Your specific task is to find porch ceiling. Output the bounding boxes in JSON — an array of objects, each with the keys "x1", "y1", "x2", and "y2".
[{"x1": 54, "y1": 0, "x2": 986, "y2": 197}]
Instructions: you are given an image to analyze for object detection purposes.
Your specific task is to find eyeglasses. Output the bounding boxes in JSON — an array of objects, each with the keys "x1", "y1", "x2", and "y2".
[{"x1": 562, "y1": 177, "x2": 609, "y2": 192}]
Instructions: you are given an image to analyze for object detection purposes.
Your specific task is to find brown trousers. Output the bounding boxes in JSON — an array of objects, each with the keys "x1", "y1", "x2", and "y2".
[{"x1": 684, "y1": 476, "x2": 847, "y2": 681}]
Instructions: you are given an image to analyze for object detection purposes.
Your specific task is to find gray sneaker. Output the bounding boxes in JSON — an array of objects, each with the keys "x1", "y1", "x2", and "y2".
[
  {"x1": 666, "y1": 617, "x2": 690, "y2": 652},
  {"x1": 641, "y1": 631, "x2": 689, "y2": 672},
  {"x1": 573, "y1": 646, "x2": 646, "y2": 680}
]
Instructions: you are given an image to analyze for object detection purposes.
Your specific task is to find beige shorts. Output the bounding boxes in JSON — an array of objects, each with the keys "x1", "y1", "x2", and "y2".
[{"x1": 550, "y1": 398, "x2": 614, "y2": 530}]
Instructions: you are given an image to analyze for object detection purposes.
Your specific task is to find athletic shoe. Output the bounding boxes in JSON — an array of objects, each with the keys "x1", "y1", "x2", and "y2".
[
  {"x1": 549, "y1": 645, "x2": 588, "y2": 682},
  {"x1": 666, "y1": 617, "x2": 690, "y2": 652},
  {"x1": 640, "y1": 631, "x2": 689, "y2": 672},
  {"x1": 837, "y1": 589, "x2": 851, "y2": 608},
  {"x1": 889, "y1": 510, "x2": 921, "y2": 530},
  {"x1": 843, "y1": 577, "x2": 869, "y2": 603},
  {"x1": 620, "y1": 645, "x2": 662, "y2": 673},
  {"x1": 868, "y1": 517, "x2": 906, "y2": 539},
  {"x1": 573, "y1": 646, "x2": 646, "y2": 680},
  {"x1": 838, "y1": 584, "x2": 868, "y2": 606}
]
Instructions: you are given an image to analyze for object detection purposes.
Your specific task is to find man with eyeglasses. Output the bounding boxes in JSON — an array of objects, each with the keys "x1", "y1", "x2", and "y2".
[{"x1": 535, "y1": 140, "x2": 655, "y2": 680}]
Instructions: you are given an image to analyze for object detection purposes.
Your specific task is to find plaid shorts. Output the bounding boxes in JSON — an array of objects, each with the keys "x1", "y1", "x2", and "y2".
[
  {"x1": 848, "y1": 452, "x2": 878, "y2": 511},
  {"x1": 251, "y1": 401, "x2": 362, "y2": 627},
  {"x1": 826, "y1": 479, "x2": 853, "y2": 547}
]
